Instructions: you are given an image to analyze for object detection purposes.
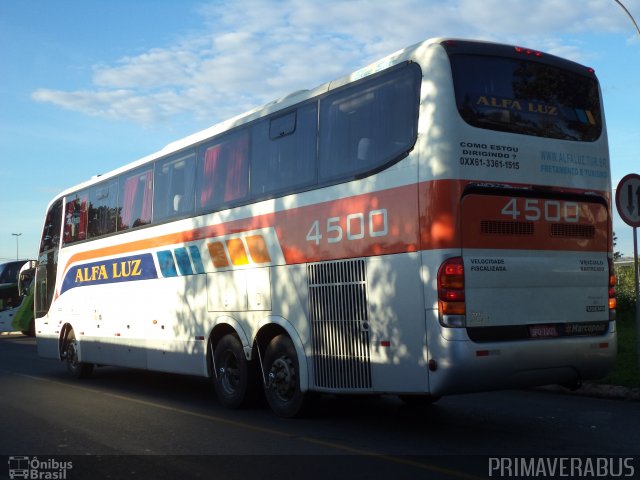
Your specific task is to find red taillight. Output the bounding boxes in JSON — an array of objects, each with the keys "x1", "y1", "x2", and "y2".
[
  {"x1": 439, "y1": 257, "x2": 464, "y2": 288},
  {"x1": 443, "y1": 289, "x2": 465, "y2": 302},
  {"x1": 438, "y1": 257, "x2": 465, "y2": 318},
  {"x1": 515, "y1": 46, "x2": 543, "y2": 57}
]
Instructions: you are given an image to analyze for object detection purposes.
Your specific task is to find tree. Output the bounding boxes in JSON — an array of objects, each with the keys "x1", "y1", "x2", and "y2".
[{"x1": 613, "y1": 232, "x2": 623, "y2": 260}]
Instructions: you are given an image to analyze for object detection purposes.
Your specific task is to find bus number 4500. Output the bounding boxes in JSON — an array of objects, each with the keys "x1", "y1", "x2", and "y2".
[
  {"x1": 501, "y1": 198, "x2": 580, "y2": 223},
  {"x1": 306, "y1": 209, "x2": 388, "y2": 245}
]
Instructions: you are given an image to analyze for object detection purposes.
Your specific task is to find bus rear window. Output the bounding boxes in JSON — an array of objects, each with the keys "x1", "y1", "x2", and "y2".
[{"x1": 449, "y1": 54, "x2": 602, "y2": 142}]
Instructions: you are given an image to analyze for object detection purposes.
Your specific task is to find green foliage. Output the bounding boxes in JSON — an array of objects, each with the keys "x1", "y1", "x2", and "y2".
[
  {"x1": 597, "y1": 310, "x2": 639, "y2": 388},
  {"x1": 595, "y1": 266, "x2": 639, "y2": 388},
  {"x1": 616, "y1": 264, "x2": 638, "y2": 313}
]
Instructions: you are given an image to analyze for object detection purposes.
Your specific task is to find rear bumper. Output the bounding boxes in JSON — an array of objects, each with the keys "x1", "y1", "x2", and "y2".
[{"x1": 427, "y1": 320, "x2": 617, "y2": 396}]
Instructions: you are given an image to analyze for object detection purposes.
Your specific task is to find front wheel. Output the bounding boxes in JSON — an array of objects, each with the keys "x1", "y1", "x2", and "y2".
[
  {"x1": 263, "y1": 334, "x2": 307, "y2": 418},
  {"x1": 64, "y1": 330, "x2": 94, "y2": 379},
  {"x1": 21, "y1": 319, "x2": 35, "y2": 337}
]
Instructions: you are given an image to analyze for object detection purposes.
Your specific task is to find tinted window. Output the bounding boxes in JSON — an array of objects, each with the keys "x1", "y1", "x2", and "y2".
[
  {"x1": 154, "y1": 151, "x2": 196, "y2": 221},
  {"x1": 118, "y1": 167, "x2": 153, "y2": 230},
  {"x1": 59, "y1": 63, "x2": 421, "y2": 244},
  {"x1": 250, "y1": 104, "x2": 318, "y2": 197},
  {"x1": 319, "y1": 63, "x2": 420, "y2": 182},
  {"x1": 197, "y1": 130, "x2": 249, "y2": 212},
  {"x1": 87, "y1": 180, "x2": 117, "y2": 239},
  {"x1": 39, "y1": 199, "x2": 62, "y2": 253},
  {"x1": 63, "y1": 191, "x2": 88, "y2": 244},
  {"x1": 0, "y1": 262, "x2": 25, "y2": 284},
  {"x1": 270, "y1": 111, "x2": 297, "y2": 138},
  {"x1": 449, "y1": 54, "x2": 602, "y2": 141}
]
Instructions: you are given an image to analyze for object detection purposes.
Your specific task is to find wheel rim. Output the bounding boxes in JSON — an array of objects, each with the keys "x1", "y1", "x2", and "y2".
[
  {"x1": 219, "y1": 350, "x2": 240, "y2": 395},
  {"x1": 269, "y1": 356, "x2": 296, "y2": 402}
]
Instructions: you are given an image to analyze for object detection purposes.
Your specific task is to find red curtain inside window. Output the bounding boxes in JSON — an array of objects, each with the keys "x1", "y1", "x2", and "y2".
[
  {"x1": 120, "y1": 170, "x2": 152, "y2": 229},
  {"x1": 120, "y1": 176, "x2": 139, "y2": 229},
  {"x1": 200, "y1": 134, "x2": 248, "y2": 209},
  {"x1": 225, "y1": 137, "x2": 248, "y2": 202},
  {"x1": 200, "y1": 145, "x2": 222, "y2": 207}
]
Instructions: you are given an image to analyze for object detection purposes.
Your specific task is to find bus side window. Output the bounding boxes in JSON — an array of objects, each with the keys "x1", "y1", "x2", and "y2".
[
  {"x1": 63, "y1": 193, "x2": 88, "y2": 244},
  {"x1": 198, "y1": 131, "x2": 249, "y2": 212},
  {"x1": 36, "y1": 198, "x2": 62, "y2": 317},
  {"x1": 153, "y1": 151, "x2": 196, "y2": 222},
  {"x1": 87, "y1": 180, "x2": 117, "y2": 239},
  {"x1": 39, "y1": 199, "x2": 62, "y2": 253},
  {"x1": 319, "y1": 63, "x2": 420, "y2": 182},
  {"x1": 250, "y1": 104, "x2": 317, "y2": 197},
  {"x1": 118, "y1": 168, "x2": 153, "y2": 231}
]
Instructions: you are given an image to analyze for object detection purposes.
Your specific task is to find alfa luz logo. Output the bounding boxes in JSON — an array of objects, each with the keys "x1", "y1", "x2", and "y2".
[{"x1": 7, "y1": 456, "x2": 73, "y2": 479}]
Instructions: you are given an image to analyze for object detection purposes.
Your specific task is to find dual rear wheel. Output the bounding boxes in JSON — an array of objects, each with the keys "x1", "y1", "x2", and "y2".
[{"x1": 212, "y1": 333, "x2": 305, "y2": 417}]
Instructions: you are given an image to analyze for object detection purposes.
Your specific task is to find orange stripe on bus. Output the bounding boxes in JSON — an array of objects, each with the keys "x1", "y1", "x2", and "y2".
[
  {"x1": 246, "y1": 235, "x2": 271, "y2": 263},
  {"x1": 207, "y1": 241, "x2": 229, "y2": 268},
  {"x1": 59, "y1": 180, "x2": 611, "y2": 278},
  {"x1": 226, "y1": 238, "x2": 249, "y2": 266}
]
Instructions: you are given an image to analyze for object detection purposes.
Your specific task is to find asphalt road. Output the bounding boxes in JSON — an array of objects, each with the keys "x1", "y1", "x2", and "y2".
[{"x1": 1, "y1": 334, "x2": 639, "y2": 480}]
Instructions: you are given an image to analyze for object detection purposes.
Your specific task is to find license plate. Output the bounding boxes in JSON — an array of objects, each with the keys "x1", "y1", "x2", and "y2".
[{"x1": 529, "y1": 325, "x2": 559, "y2": 339}]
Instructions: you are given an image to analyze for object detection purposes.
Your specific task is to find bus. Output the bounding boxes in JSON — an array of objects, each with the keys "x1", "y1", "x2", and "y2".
[
  {"x1": 35, "y1": 38, "x2": 616, "y2": 417},
  {"x1": 0, "y1": 260, "x2": 36, "y2": 335},
  {"x1": 0, "y1": 260, "x2": 29, "y2": 310}
]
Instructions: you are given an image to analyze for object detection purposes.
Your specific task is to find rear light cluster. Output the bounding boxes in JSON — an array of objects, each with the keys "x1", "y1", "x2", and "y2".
[
  {"x1": 515, "y1": 45, "x2": 595, "y2": 74},
  {"x1": 438, "y1": 257, "x2": 465, "y2": 327},
  {"x1": 515, "y1": 46, "x2": 543, "y2": 57},
  {"x1": 608, "y1": 258, "x2": 616, "y2": 321}
]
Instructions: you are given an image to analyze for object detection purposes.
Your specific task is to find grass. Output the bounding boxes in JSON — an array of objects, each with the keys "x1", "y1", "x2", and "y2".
[{"x1": 596, "y1": 308, "x2": 640, "y2": 388}]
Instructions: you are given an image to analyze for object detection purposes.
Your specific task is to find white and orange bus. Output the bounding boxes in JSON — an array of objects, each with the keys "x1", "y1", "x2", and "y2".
[{"x1": 35, "y1": 38, "x2": 616, "y2": 417}]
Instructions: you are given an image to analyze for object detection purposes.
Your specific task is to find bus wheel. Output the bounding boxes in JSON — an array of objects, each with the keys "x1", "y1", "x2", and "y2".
[
  {"x1": 263, "y1": 334, "x2": 306, "y2": 418},
  {"x1": 213, "y1": 334, "x2": 250, "y2": 409},
  {"x1": 64, "y1": 330, "x2": 94, "y2": 379},
  {"x1": 21, "y1": 319, "x2": 35, "y2": 337}
]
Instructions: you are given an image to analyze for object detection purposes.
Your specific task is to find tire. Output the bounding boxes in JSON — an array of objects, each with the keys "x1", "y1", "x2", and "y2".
[
  {"x1": 263, "y1": 334, "x2": 306, "y2": 418},
  {"x1": 21, "y1": 319, "x2": 35, "y2": 337},
  {"x1": 212, "y1": 334, "x2": 253, "y2": 409},
  {"x1": 64, "y1": 330, "x2": 94, "y2": 379}
]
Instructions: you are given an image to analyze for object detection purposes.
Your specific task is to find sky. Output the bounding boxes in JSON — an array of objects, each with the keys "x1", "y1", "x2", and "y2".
[{"x1": 1, "y1": 0, "x2": 639, "y2": 262}]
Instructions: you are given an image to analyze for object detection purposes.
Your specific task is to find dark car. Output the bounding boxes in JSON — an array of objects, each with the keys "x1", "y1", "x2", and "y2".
[{"x1": 0, "y1": 260, "x2": 29, "y2": 310}]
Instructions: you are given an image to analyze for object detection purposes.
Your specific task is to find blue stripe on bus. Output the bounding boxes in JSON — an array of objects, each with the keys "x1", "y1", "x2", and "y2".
[
  {"x1": 60, "y1": 253, "x2": 157, "y2": 294},
  {"x1": 59, "y1": 245, "x2": 209, "y2": 295},
  {"x1": 157, "y1": 250, "x2": 178, "y2": 277},
  {"x1": 188, "y1": 246, "x2": 205, "y2": 274},
  {"x1": 174, "y1": 247, "x2": 193, "y2": 275}
]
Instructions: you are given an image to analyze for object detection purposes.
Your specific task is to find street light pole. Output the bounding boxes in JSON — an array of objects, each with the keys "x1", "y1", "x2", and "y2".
[
  {"x1": 614, "y1": 0, "x2": 640, "y2": 36},
  {"x1": 11, "y1": 233, "x2": 21, "y2": 261}
]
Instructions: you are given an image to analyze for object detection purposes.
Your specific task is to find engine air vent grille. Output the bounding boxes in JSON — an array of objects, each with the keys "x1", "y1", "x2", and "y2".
[
  {"x1": 480, "y1": 220, "x2": 534, "y2": 236},
  {"x1": 550, "y1": 223, "x2": 596, "y2": 238},
  {"x1": 308, "y1": 259, "x2": 372, "y2": 390}
]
